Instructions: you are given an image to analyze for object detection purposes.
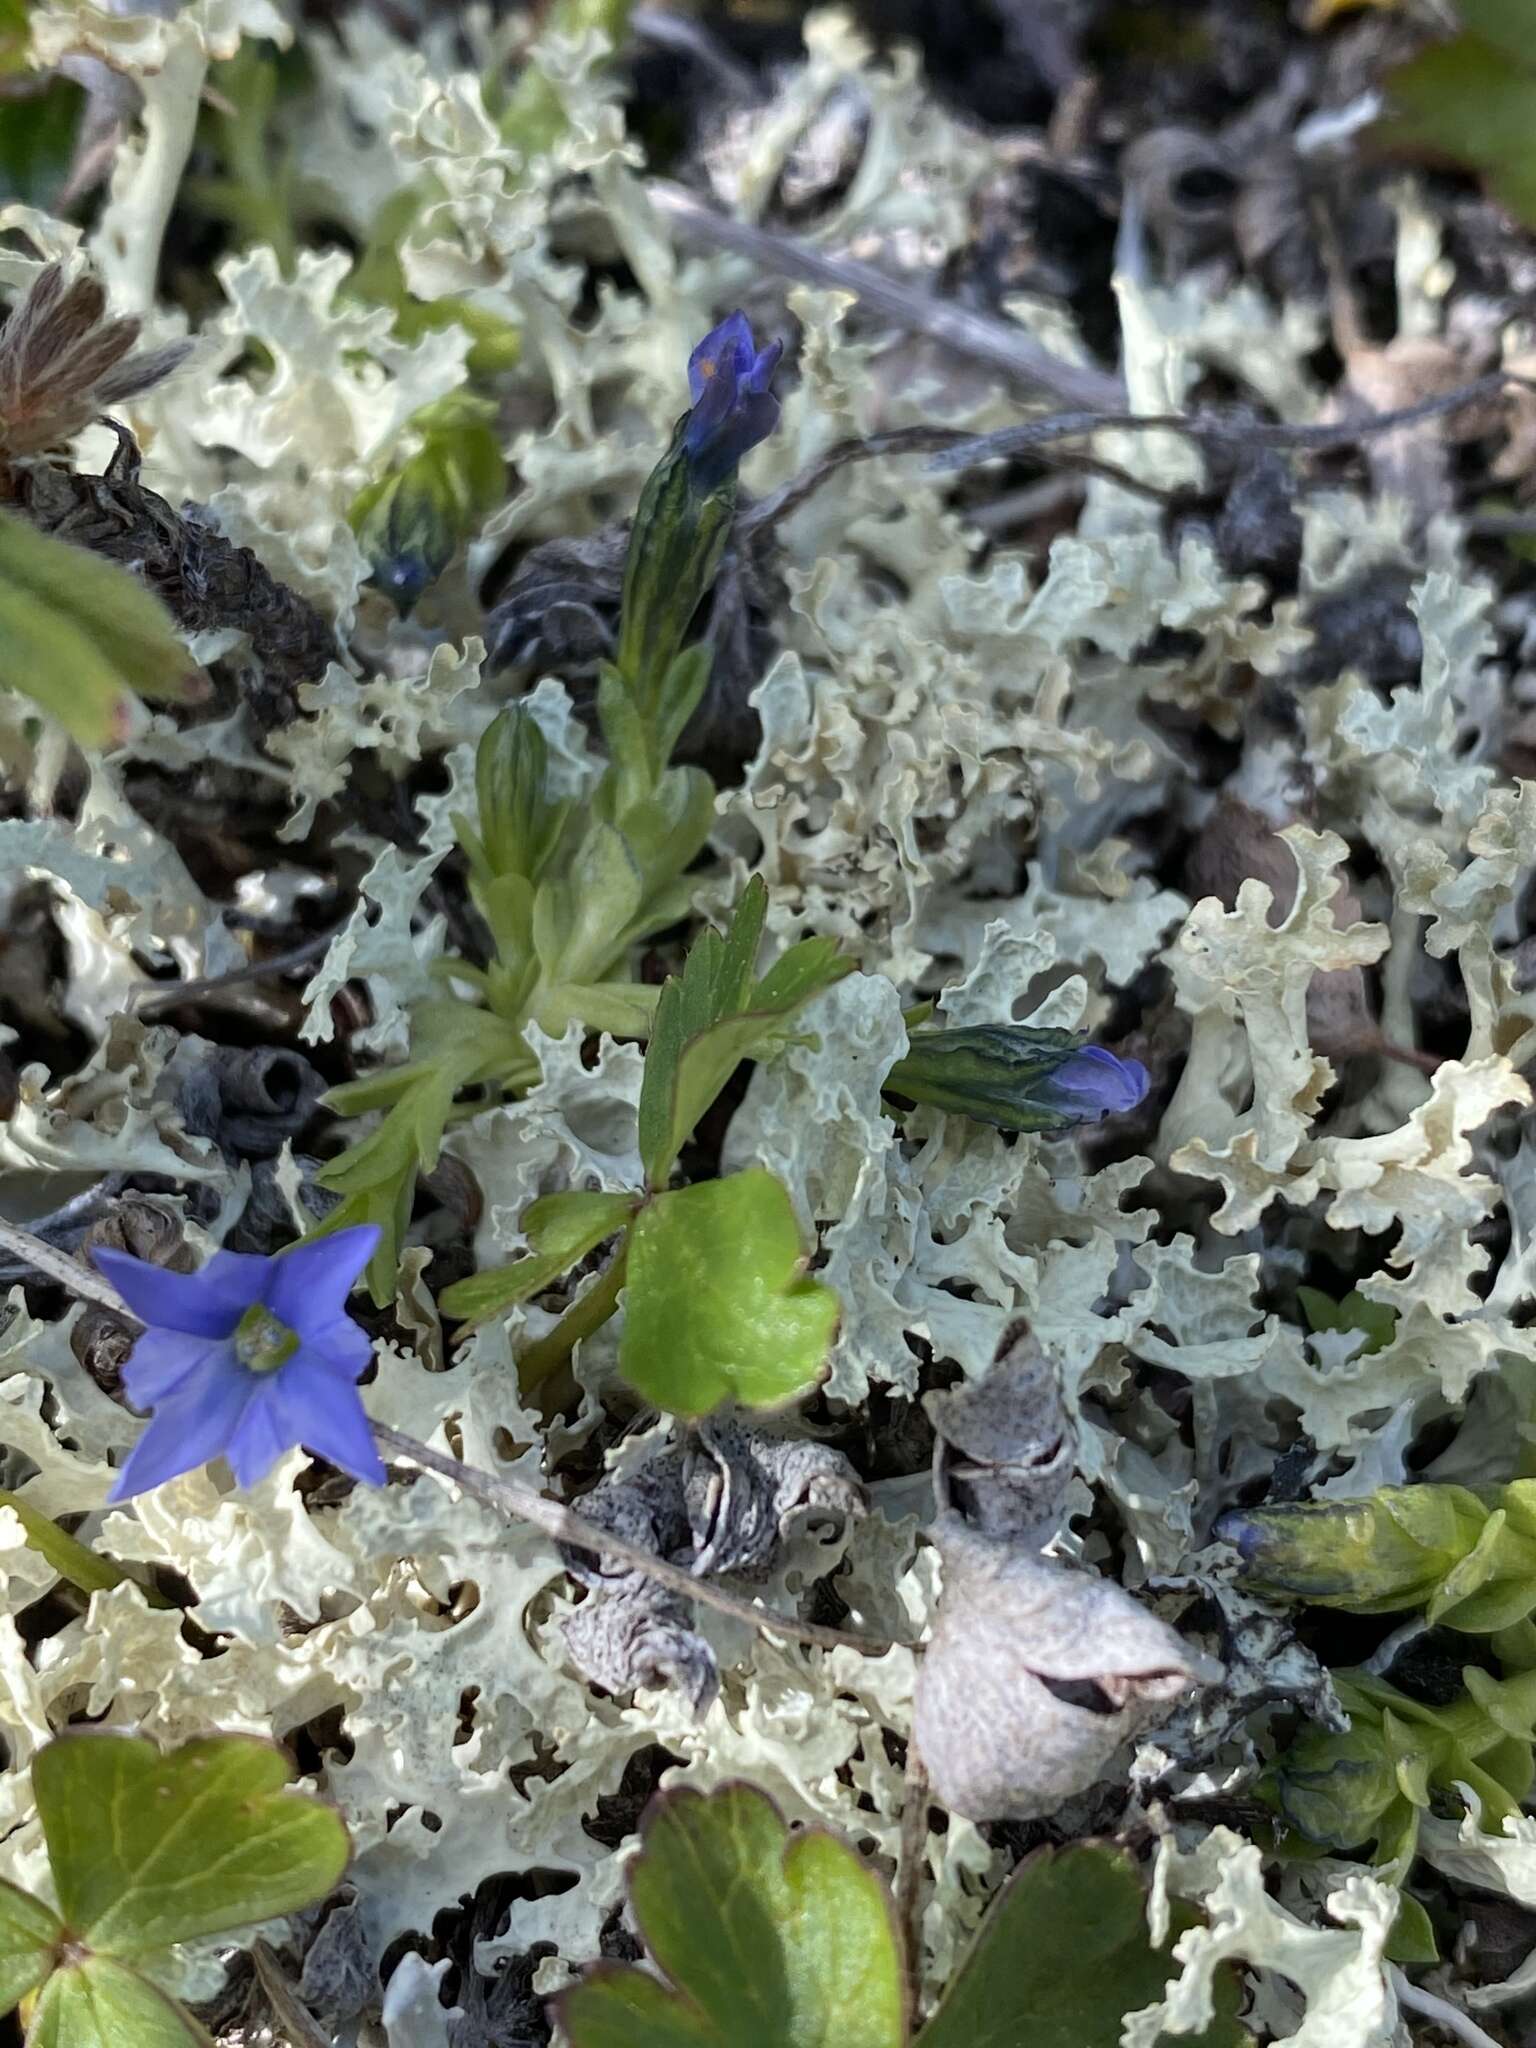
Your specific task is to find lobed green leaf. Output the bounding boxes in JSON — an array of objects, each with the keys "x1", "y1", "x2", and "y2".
[
  {"x1": 33, "y1": 1733, "x2": 349, "y2": 1957},
  {"x1": 620, "y1": 1170, "x2": 838, "y2": 1415}
]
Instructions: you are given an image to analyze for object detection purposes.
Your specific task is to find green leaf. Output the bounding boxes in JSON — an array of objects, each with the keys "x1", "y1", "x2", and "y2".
[
  {"x1": 27, "y1": 1956, "x2": 209, "y2": 2048},
  {"x1": 440, "y1": 1190, "x2": 637, "y2": 1325},
  {"x1": 0, "y1": 1489, "x2": 155, "y2": 1604},
  {"x1": 318, "y1": 1004, "x2": 533, "y2": 1303},
  {"x1": 1385, "y1": 1891, "x2": 1439, "y2": 1967},
  {"x1": 0, "y1": 1877, "x2": 62, "y2": 2017},
  {"x1": 1378, "y1": 16, "x2": 1536, "y2": 230},
  {"x1": 621, "y1": 1170, "x2": 838, "y2": 1415},
  {"x1": 559, "y1": 1782, "x2": 906, "y2": 2048},
  {"x1": 638, "y1": 886, "x2": 849, "y2": 1185},
  {"x1": 0, "y1": 513, "x2": 197, "y2": 747},
  {"x1": 0, "y1": 80, "x2": 85, "y2": 206},
  {"x1": 532, "y1": 822, "x2": 643, "y2": 986},
  {"x1": 1295, "y1": 1287, "x2": 1397, "y2": 1357},
  {"x1": 33, "y1": 1732, "x2": 349, "y2": 1956},
  {"x1": 918, "y1": 1843, "x2": 1249, "y2": 2048}
]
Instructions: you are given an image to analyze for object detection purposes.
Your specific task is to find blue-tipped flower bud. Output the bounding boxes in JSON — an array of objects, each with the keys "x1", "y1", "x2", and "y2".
[
  {"x1": 349, "y1": 395, "x2": 504, "y2": 616},
  {"x1": 612, "y1": 314, "x2": 783, "y2": 723},
  {"x1": 883, "y1": 1025, "x2": 1150, "y2": 1133},
  {"x1": 681, "y1": 311, "x2": 783, "y2": 494}
]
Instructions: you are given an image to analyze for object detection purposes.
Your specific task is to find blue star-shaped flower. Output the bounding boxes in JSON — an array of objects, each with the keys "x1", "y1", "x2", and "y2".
[
  {"x1": 682, "y1": 311, "x2": 783, "y2": 493},
  {"x1": 93, "y1": 1227, "x2": 386, "y2": 1501}
]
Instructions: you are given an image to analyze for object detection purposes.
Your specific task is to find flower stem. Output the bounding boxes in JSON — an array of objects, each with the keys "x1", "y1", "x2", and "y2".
[
  {"x1": 371, "y1": 1424, "x2": 897, "y2": 1657},
  {"x1": 515, "y1": 1248, "x2": 627, "y2": 1393}
]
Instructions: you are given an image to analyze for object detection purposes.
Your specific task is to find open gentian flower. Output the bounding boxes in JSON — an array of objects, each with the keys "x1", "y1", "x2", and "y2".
[
  {"x1": 681, "y1": 311, "x2": 783, "y2": 493},
  {"x1": 883, "y1": 1025, "x2": 1150, "y2": 1133},
  {"x1": 92, "y1": 1227, "x2": 385, "y2": 1501}
]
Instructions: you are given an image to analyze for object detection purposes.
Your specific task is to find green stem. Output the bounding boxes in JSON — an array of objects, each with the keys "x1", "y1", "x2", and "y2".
[
  {"x1": 0, "y1": 1490, "x2": 171, "y2": 1607},
  {"x1": 516, "y1": 1246, "x2": 627, "y2": 1392}
]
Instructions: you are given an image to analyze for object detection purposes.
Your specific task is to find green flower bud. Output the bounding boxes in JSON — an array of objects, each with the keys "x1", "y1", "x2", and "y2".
[
  {"x1": 458, "y1": 706, "x2": 572, "y2": 892},
  {"x1": 350, "y1": 395, "x2": 504, "y2": 614},
  {"x1": 1273, "y1": 1665, "x2": 1536, "y2": 1868},
  {"x1": 1221, "y1": 1482, "x2": 1536, "y2": 1632},
  {"x1": 883, "y1": 1024, "x2": 1150, "y2": 1133},
  {"x1": 614, "y1": 415, "x2": 736, "y2": 709}
]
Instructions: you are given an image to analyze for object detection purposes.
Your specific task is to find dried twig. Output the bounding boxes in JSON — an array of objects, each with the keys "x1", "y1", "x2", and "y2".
[
  {"x1": 131, "y1": 925, "x2": 345, "y2": 1016},
  {"x1": 0, "y1": 1217, "x2": 124, "y2": 1307},
  {"x1": 895, "y1": 1744, "x2": 932, "y2": 2019},
  {"x1": 925, "y1": 372, "x2": 1528, "y2": 475},
  {"x1": 250, "y1": 1941, "x2": 331, "y2": 2048},
  {"x1": 647, "y1": 180, "x2": 1126, "y2": 412},
  {"x1": 740, "y1": 423, "x2": 1173, "y2": 541}
]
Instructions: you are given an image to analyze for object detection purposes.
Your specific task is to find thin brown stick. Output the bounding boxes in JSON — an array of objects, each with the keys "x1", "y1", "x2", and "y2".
[
  {"x1": 740, "y1": 423, "x2": 1173, "y2": 540},
  {"x1": 373, "y1": 1425, "x2": 899, "y2": 1657},
  {"x1": 895, "y1": 1744, "x2": 932, "y2": 2022},
  {"x1": 647, "y1": 179, "x2": 1126, "y2": 412},
  {"x1": 925, "y1": 372, "x2": 1528, "y2": 475},
  {"x1": 250, "y1": 1941, "x2": 330, "y2": 2048},
  {"x1": 0, "y1": 1218, "x2": 124, "y2": 1308},
  {"x1": 131, "y1": 924, "x2": 344, "y2": 1015}
]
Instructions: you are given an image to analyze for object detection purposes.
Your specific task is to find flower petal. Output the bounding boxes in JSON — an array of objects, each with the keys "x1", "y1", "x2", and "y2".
[
  {"x1": 1046, "y1": 1046, "x2": 1150, "y2": 1120},
  {"x1": 687, "y1": 310, "x2": 753, "y2": 406},
  {"x1": 222, "y1": 1388, "x2": 294, "y2": 1491},
  {"x1": 108, "y1": 1366, "x2": 256, "y2": 1501},
  {"x1": 92, "y1": 1247, "x2": 266, "y2": 1336},
  {"x1": 271, "y1": 1372, "x2": 386, "y2": 1487},
  {"x1": 263, "y1": 1226, "x2": 380, "y2": 1334},
  {"x1": 120, "y1": 1329, "x2": 239, "y2": 1409},
  {"x1": 295, "y1": 1317, "x2": 374, "y2": 1380}
]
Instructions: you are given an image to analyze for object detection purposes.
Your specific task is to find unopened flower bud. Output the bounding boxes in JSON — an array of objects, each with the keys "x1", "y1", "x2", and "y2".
[
  {"x1": 614, "y1": 312, "x2": 781, "y2": 706},
  {"x1": 350, "y1": 396, "x2": 503, "y2": 615},
  {"x1": 884, "y1": 1025, "x2": 1150, "y2": 1133}
]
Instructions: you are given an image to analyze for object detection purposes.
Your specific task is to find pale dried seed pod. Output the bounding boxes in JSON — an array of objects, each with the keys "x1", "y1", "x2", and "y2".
[{"x1": 914, "y1": 1525, "x2": 1223, "y2": 1822}]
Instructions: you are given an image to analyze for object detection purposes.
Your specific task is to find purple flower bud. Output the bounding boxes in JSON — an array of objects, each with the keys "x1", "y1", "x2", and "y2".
[
  {"x1": 682, "y1": 311, "x2": 782, "y2": 494},
  {"x1": 92, "y1": 1228, "x2": 386, "y2": 1500},
  {"x1": 1041, "y1": 1045, "x2": 1150, "y2": 1121},
  {"x1": 884, "y1": 1025, "x2": 1149, "y2": 1133}
]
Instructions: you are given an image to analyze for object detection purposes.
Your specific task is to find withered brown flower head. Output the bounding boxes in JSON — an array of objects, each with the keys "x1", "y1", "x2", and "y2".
[{"x1": 0, "y1": 262, "x2": 190, "y2": 463}]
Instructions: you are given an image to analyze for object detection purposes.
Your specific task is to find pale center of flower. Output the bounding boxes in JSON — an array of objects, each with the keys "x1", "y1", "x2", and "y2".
[{"x1": 233, "y1": 1304, "x2": 299, "y2": 1375}]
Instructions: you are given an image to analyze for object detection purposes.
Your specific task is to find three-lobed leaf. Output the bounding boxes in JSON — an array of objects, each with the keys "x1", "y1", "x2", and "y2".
[
  {"x1": 917, "y1": 1843, "x2": 1249, "y2": 2048},
  {"x1": 560, "y1": 1783, "x2": 907, "y2": 2048},
  {"x1": 621, "y1": 1170, "x2": 839, "y2": 1415},
  {"x1": 33, "y1": 1733, "x2": 349, "y2": 1957}
]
